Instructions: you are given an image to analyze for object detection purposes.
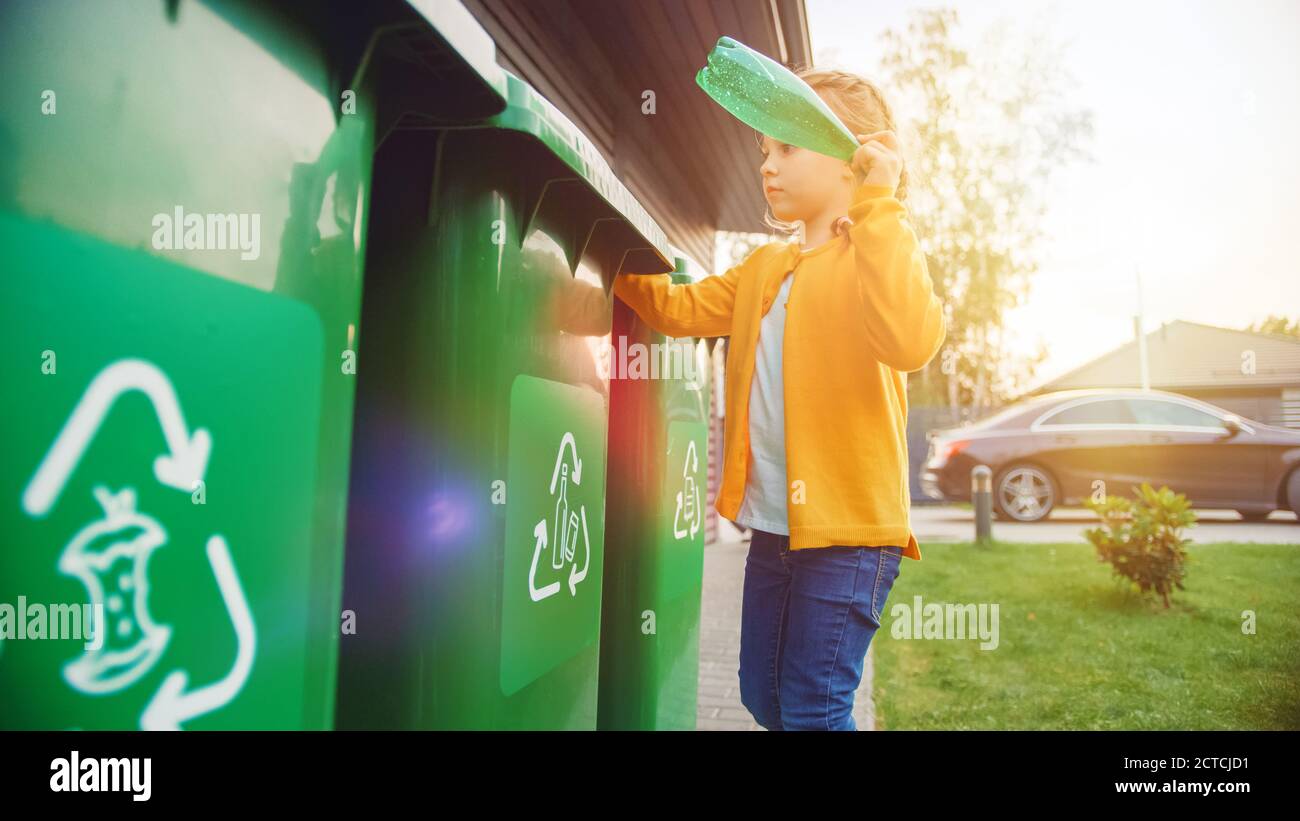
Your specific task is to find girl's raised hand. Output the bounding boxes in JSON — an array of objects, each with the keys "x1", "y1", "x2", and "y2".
[{"x1": 852, "y1": 130, "x2": 902, "y2": 190}]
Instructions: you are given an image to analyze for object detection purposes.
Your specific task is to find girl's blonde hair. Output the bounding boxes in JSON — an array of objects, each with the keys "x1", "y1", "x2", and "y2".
[{"x1": 756, "y1": 66, "x2": 909, "y2": 239}]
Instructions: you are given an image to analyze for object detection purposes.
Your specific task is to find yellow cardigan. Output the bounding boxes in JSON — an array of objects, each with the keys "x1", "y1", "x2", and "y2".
[{"x1": 612, "y1": 182, "x2": 945, "y2": 560}]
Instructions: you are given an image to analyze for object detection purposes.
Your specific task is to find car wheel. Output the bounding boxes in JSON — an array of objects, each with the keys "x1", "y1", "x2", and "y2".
[
  {"x1": 1288, "y1": 469, "x2": 1300, "y2": 517},
  {"x1": 1236, "y1": 510, "x2": 1271, "y2": 522},
  {"x1": 993, "y1": 464, "x2": 1057, "y2": 523}
]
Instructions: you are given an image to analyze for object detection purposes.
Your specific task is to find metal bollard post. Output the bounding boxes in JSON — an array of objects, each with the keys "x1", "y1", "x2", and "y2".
[{"x1": 972, "y1": 465, "x2": 992, "y2": 544}]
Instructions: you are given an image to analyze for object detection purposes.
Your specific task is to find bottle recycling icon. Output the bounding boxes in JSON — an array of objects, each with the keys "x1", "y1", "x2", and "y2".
[
  {"x1": 673, "y1": 439, "x2": 702, "y2": 540},
  {"x1": 529, "y1": 432, "x2": 592, "y2": 602}
]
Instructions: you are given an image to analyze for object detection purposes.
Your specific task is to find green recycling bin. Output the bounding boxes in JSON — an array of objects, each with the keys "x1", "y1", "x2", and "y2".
[
  {"x1": 0, "y1": 0, "x2": 493, "y2": 729},
  {"x1": 599, "y1": 258, "x2": 712, "y2": 730},
  {"x1": 336, "y1": 68, "x2": 673, "y2": 730}
]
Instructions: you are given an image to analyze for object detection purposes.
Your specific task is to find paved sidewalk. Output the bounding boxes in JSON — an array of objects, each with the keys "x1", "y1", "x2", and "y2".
[{"x1": 695, "y1": 522, "x2": 876, "y2": 731}]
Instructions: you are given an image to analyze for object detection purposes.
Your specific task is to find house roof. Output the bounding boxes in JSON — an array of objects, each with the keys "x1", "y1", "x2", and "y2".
[{"x1": 1026, "y1": 319, "x2": 1300, "y2": 396}]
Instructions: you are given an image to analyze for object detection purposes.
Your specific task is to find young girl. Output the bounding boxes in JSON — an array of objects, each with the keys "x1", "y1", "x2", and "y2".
[{"x1": 612, "y1": 68, "x2": 946, "y2": 730}]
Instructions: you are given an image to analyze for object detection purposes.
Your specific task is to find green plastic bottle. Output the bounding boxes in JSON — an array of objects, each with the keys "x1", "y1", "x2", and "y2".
[{"x1": 695, "y1": 35, "x2": 859, "y2": 162}]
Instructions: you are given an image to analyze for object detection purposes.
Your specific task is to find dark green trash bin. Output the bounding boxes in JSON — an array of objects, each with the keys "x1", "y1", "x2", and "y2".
[
  {"x1": 0, "y1": 0, "x2": 490, "y2": 729},
  {"x1": 336, "y1": 68, "x2": 674, "y2": 729},
  {"x1": 599, "y1": 255, "x2": 712, "y2": 730}
]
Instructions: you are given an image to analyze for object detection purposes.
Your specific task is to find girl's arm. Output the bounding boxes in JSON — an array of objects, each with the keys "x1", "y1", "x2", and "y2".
[
  {"x1": 844, "y1": 182, "x2": 947, "y2": 372},
  {"x1": 612, "y1": 254, "x2": 752, "y2": 338}
]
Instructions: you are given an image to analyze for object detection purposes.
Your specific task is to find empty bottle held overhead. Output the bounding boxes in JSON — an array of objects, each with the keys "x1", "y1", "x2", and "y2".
[{"x1": 695, "y1": 35, "x2": 859, "y2": 162}]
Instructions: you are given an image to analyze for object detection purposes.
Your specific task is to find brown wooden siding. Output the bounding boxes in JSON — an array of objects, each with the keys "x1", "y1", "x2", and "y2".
[{"x1": 461, "y1": 0, "x2": 811, "y2": 269}]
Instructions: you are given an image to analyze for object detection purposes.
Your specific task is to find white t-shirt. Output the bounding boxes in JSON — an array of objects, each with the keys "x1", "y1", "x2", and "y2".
[{"x1": 734, "y1": 270, "x2": 796, "y2": 535}]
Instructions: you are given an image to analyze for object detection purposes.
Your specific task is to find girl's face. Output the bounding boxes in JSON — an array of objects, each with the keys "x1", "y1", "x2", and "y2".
[{"x1": 759, "y1": 134, "x2": 853, "y2": 224}]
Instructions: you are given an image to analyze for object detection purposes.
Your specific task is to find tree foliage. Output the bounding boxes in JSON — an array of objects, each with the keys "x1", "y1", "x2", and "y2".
[{"x1": 878, "y1": 8, "x2": 1095, "y2": 415}]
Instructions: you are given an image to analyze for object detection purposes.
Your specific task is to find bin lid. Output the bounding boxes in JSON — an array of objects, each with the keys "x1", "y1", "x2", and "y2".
[
  {"x1": 198, "y1": 0, "x2": 508, "y2": 122},
  {"x1": 405, "y1": 0, "x2": 508, "y2": 112},
  {"x1": 490, "y1": 71, "x2": 674, "y2": 276}
]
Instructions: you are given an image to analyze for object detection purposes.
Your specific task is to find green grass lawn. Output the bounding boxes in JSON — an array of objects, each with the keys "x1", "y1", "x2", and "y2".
[{"x1": 872, "y1": 540, "x2": 1300, "y2": 729}]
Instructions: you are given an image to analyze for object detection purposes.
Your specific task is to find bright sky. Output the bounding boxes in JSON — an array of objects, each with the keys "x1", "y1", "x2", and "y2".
[{"x1": 807, "y1": 0, "x2": 1300, "y2": 388}]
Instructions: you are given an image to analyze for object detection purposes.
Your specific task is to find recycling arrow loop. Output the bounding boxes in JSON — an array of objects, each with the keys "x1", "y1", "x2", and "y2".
[
  {"x1": 548, "y1": 431, "x2": 582, "y2": 492},
  {"x1": 23, "y1": 358, "x2": 211, "y2": 517},
  {"x1": 140, "y1": 535, "x2": 255, "y2": 730}
]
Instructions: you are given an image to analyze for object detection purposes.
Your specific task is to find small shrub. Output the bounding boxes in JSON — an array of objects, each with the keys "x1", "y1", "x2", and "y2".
[{"x1": 1083, "y1": 482, "x2": 1197, "y2": 608}]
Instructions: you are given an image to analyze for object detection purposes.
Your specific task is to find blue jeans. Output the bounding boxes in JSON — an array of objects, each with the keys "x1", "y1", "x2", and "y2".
[{"x1": 738, "y1": 528, "x2": 904, "y2": 730}]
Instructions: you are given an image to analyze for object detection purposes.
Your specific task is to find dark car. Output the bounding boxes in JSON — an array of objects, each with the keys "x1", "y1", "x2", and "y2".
[{"x1": 920, "y1": 388, "x2": 1300, "y2": 522}]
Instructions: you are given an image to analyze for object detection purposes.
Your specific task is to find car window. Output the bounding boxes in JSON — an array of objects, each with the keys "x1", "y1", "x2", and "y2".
[
  {"x1": 1039, "y1": 399, "x2": 1136, "y2": 426},
  {"x1": 968, "y1": 402, "x2": 1040, "y2": 429},
  {"x1": 1127, "y1": 399, "x2": 1224, "y2": 428}
]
